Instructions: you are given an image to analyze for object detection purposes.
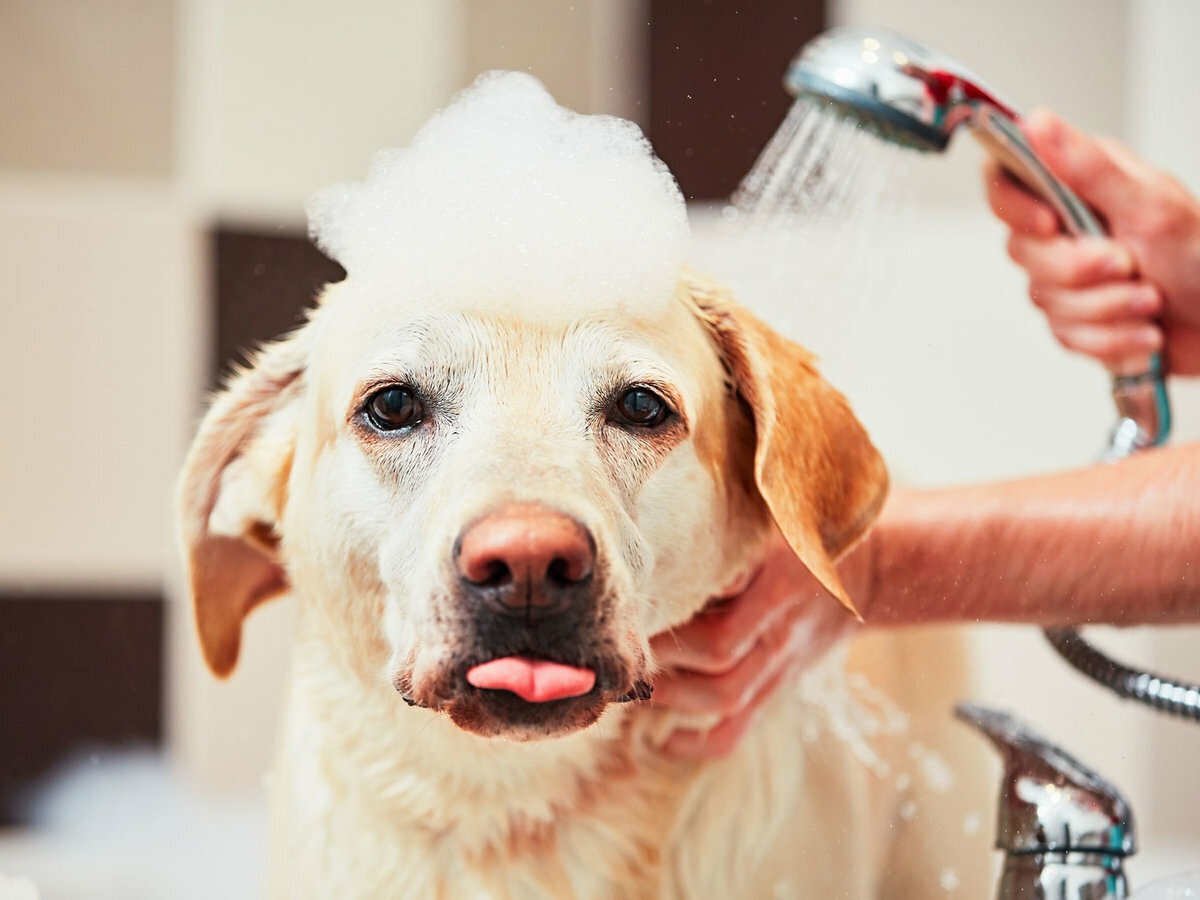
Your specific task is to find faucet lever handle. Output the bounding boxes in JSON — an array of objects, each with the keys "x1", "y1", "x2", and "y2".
[{"x1": 954, "y1": 702, "x2": 1135, "y2": 856}]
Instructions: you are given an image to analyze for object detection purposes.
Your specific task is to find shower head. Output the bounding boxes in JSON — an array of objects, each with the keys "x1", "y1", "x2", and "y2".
[
  {"x1": 784, "y1": 27, "x2": 1104, "y2": 237},
  {"x1": 784, "y1": 27, "x2": 1012, "y2": 154}
]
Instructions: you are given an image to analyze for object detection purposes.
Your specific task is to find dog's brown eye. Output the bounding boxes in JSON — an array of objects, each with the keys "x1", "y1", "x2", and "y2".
[
  {"x1": 365, "y1": 386, "x2": 424, "y2": 431},
  {"x1": 614, "y1": 387, "x2": 670, "y2": 428}
]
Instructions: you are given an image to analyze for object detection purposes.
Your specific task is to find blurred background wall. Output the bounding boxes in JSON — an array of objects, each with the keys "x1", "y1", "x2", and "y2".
[{"x1": 2, "y1": 0, "x2": 1198, "y2": 888}]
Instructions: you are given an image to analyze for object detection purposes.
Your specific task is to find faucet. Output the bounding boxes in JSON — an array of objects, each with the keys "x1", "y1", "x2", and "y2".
[{"x1": 955, "y1": 703, "x2": 1135, "y2": 898}]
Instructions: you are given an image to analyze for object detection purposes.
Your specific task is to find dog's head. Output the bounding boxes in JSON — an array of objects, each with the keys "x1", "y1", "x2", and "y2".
[{"x1": 178, "y1": 271, "x2": 886, "y2": 741}]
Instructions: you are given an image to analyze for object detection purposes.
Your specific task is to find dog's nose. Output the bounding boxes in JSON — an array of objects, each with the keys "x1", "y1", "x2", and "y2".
[{"x1": 455, "y1": 504, "x2": 595, "y2": 620}]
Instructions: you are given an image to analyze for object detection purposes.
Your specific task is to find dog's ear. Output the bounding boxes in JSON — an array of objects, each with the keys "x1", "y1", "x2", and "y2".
[
  {"x1": 177, "y1": 332, "x2": 308, "y2": 677},
  {"x1": 683, "y1": 276, "x2": 888, "y2": 617}
]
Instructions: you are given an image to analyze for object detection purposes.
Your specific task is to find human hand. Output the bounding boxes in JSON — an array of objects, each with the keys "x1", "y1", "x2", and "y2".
[
  {"x1": 984, "y1": 108, "x2": 1200, "y2": 374},
  {"x1": 648, "y1": 530, "x2": 866, "y2": 759}
]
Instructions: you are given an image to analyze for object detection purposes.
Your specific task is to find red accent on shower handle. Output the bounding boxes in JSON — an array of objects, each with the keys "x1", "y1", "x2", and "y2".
[{"x1": 923, "y1": 69, "x2": 1019, "y2": 120}]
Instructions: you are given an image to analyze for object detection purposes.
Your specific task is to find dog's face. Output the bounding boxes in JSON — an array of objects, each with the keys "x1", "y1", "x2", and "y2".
[{"x1": 178, "y1": 274, "x2": 887, "y2": 741}]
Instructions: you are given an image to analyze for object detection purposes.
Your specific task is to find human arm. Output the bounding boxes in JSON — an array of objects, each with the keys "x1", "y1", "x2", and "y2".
[{"x1": 863, "y1": 442, "x2": 1200, "y2": 628}]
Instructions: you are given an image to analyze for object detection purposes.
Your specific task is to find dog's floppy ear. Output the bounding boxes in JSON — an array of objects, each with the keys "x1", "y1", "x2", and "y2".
[
  {"x1": 683, "y1": 276, "x2": 888, "y2": 616},
  {"x1": 177, "y1": 332, "x2": 308, "y2": 677}
]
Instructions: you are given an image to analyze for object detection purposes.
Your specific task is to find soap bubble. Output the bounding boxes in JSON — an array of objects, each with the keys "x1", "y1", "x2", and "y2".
[{"x1": 307, "y1": 72, "x2": 690, "y2": 321}]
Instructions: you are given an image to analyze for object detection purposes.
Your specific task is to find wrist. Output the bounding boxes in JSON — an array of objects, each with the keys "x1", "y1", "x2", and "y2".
[
  {"x1": 837, "y1": 510, "x2": 881, "y2": 624},
  {"x1": 849, "y1": 485, "x2": 954, "y2": 627}
]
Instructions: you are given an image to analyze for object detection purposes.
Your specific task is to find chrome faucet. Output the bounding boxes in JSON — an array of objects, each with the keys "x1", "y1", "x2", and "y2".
[{"x1": 955, "y1": 703, "x2": 1135, "y2": 899}]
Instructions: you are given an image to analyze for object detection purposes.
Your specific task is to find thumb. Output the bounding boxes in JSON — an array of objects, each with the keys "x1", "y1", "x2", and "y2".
[{"x1": 1023, "y1": 108, "x2": 1140, "y2": 222}]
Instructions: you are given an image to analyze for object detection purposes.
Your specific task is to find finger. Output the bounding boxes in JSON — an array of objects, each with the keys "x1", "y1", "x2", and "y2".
[
  {"x1": 659, "y1": 659, "x2": 795, "y2": 760},
  {"x1": 983, "y1": 159, "x2": 1059, "y2": 236},
  {"x1": 1007, "y1": 233, "x2": 1135, "y2": 288},
  {"x1": 1023, "y1": 108, "x2": 1145, "y2": 223},
  {"x1": 649, "y1": 566, "x2": 797, "y2": 675},
  {"x1": 652, "y1": 608, "x2": 803, "y2": 714},
  {"x1": 1029, "y1": 280, "x2": 1162, "y2": 324},
  {"x1": 648, "y1": 592, "x2": 788, "y2": 675},
  {"x1": 1048, "y1": 320, "x2": 1163, "y2": 365}
]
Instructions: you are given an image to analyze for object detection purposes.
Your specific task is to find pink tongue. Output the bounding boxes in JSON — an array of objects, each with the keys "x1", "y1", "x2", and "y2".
[{"x1": 466, "y1": 657, "x2": 596, "y2": 703}]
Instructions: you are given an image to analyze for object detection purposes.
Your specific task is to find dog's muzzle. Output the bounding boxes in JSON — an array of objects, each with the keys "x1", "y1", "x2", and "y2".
[{"x1": 395, "y1": 503, "x2": 652, "y2": 738}]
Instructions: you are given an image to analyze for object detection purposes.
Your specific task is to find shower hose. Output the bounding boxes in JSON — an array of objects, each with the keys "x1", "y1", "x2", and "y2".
[{"x1": 1045, "y1": 628, "x2": 1200, "y2": 722}]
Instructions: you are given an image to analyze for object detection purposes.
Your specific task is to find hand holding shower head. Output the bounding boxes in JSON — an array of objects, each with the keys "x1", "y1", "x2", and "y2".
[{"x1": 780, "y1": 25, "x2": 1168, "y2": 453}]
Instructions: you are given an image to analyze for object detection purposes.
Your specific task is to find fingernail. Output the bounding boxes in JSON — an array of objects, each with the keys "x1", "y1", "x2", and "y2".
[
  {"x1": 1034, "y1": 209, "x2": 1058, "y2": 235},
  {"x1": 1135, "y1": 326, "x2": 1163, "y2": 350},
  {"x1": 715, "y1": 568, "x2": 754, "y2": 600},
  {"x1": 1131, "y1": 287, "x2": 1160, "y2": 315},
  {"x1": 1025, "y1": 107, "x2": 1060, "y2": 147},
  {"x1": 1104, "y1": 248, "x2": 1135, "y2": 278},
  {"x1": 1025, "y1": 107, "x2": 1051, "y2": 131}
]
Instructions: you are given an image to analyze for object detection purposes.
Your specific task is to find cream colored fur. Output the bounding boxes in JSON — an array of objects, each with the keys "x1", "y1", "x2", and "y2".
[{"x1": 179, "y1": 273, "x2": 991, "y2": 898}]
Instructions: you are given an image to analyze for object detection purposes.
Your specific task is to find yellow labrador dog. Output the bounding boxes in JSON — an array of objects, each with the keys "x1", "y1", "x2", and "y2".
[{"x1": 178, "y1": 75, "x2": 987, "y2": 898}]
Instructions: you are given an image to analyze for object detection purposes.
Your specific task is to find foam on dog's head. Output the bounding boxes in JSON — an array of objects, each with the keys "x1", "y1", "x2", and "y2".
[{"x1": 307, "y1": 72, "x2": 689, "y2": 318}]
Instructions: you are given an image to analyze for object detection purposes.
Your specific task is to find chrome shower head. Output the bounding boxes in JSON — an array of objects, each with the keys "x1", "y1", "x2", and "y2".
[
  {"x1": 784, "y1": 27, "x2": 1014, "y2": 155},
  {"x1": 783, "y1": 26, "x2": 1106, "y2": 239}
]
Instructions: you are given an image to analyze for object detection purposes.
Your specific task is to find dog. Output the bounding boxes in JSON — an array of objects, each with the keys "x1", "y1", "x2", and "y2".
[{"x1": 178, "y1": 75, "x2": 991, "y2": 898}]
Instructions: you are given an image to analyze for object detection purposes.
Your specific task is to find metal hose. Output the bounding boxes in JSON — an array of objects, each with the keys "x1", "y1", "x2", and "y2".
[{"x1": 1044, "y1": 628, "x2": 1200, "y2": 722}]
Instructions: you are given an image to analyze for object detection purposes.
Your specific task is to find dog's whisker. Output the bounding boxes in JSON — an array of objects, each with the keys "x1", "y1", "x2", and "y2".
[{"x1": 413, "y1": 714, "x2": 443, "y2": 744}]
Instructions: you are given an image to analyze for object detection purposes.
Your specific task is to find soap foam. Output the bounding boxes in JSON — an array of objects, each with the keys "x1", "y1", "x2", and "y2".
[{"x1": 307, "y1": 72, "x2": 690, "y2": 317}]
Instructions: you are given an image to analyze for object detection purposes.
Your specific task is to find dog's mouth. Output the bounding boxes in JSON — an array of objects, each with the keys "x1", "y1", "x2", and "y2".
[
  {"x1": 397, "y1": 575, "x2": 652, "y2": 738},
  {"x1": 399, "y1": 649, "x2": 652, "y2": 740}
]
